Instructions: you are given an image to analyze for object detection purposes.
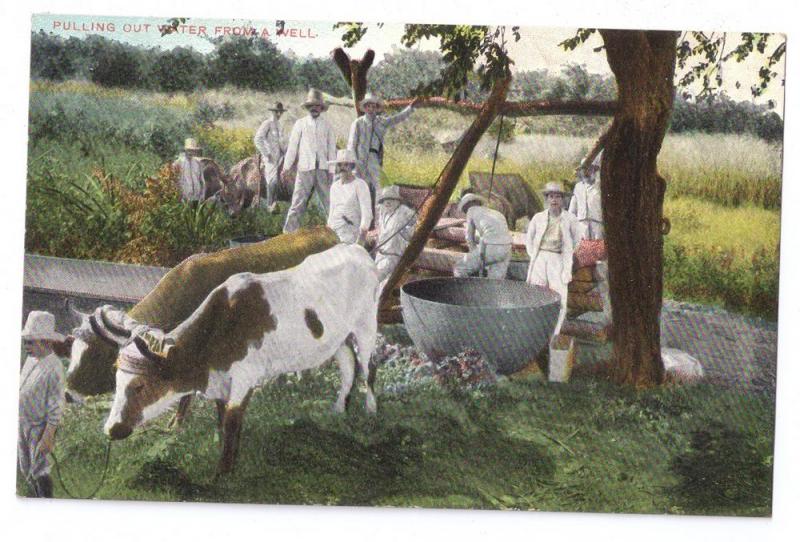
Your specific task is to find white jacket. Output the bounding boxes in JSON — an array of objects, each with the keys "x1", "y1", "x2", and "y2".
[
  {"x1": 568, "y1": 178, "x2": 603, "y2": 223},
  {"x1": 525, "y1": 210, "x2": 584, "y2": 284},
  {"x1": 254, "y1": 119, "x2": 285, "y2": 164},
  {"x1": 284, "y1": 115, "x2": 338, "y2": 174}
]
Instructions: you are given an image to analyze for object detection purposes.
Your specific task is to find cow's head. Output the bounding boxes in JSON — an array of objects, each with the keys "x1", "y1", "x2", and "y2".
[
  {"x1": 66, "y1": 303, "x2": 141, "y2": 396},
  {"x1": 104, "y1": 332, "x2": 185, "y2": 440}
]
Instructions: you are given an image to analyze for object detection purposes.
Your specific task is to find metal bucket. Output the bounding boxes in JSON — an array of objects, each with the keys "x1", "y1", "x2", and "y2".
[
  {"x1": 400, "y1": 277, "x2": 561, "y2": 374},
  {"x1": 229, "y1": 234, "x2": 269, "y2": 249}
]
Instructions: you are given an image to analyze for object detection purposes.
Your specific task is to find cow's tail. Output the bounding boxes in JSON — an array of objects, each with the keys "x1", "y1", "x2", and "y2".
[{"x1": 347, "y1": 332, "x2": 377, "y2": 391}]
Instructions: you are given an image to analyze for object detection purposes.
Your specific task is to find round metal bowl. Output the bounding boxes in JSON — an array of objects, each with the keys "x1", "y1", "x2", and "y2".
[{"x1": 400, "y1": 277, "x2": 561, "y2": 374}]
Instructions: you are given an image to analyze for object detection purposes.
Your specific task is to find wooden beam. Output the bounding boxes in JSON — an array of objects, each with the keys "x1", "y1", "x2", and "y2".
[
  {"x1": 384, "y1": 97, "x2": 617, "y2": 117},
  {"x1": 378, "y1": 77, "x2": 512, "y2": 313}
]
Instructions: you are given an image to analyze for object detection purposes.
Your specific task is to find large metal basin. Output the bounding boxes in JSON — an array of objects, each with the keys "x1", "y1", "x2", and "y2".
[{"x1": 400, "y1": 277, "x2": 561, "y2": 374}]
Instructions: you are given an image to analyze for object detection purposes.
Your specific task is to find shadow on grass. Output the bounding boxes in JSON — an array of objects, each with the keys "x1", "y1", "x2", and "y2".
[
  {"x1": 224, "y1": 408, "x2": 556, "y2": 508},
  {"x1": 669, "y1": 423, "x2": 773, "y2": 516}
]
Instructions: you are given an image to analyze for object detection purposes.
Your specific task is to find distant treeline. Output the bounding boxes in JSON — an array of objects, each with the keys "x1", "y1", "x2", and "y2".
[{"x1": 31, "y1": 31, "x2": 783, "y2": 141}]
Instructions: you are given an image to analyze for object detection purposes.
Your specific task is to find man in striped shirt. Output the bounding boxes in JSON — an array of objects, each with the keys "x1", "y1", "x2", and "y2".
[{"x1": 18, "y1": 311, "x2": 68, "y2": 498}]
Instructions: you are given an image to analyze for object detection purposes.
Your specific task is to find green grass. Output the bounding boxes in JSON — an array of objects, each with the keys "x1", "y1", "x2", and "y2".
[{"x1": 25, "y1": 359, "x2": 772, "y2": 515}]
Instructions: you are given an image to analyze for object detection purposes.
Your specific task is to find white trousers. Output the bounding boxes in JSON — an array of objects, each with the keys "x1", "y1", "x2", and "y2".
[
  {"x1": 283, "y1": 169, "x2": 331, "y2": 233},
  {"x1": 528, "y1": 250, "x2": 569, "y2": 334},
  {"x1": 260, "y1": 157, "x2": 281, "y2": 209},
  {"x1": 453, "y1": 245, "x2": 511, "y2": 279}
]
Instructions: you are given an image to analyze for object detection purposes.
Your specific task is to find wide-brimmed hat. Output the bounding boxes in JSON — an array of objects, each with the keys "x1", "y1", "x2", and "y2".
[
  {"x1": 359, "y1": 92, "x2": 384, "y2": 109},
  {"x1": 302, "y1": 88, "x2": 328, "y2": 111},
  {"x1": 457, "y1": 193, "x2": 488, "y2": 214},
  {"x1": 184, "y1": 138, "x2": 201, "y2": 152},
  {"x1": 541, "y1": 182, "x2": 568, "y2": 196},
  {"x1": 378, "y1": 185, "x2": 404, "y2": 204},
  {"x1": 330, "y1": 149, "x2": 357, "y2": 165},
  {"x1": 269, "y1": 102, "x2": 288, "y2": 113},
  {"x1": 22, "y1": 311, "x2": 65, "y2": 342}
]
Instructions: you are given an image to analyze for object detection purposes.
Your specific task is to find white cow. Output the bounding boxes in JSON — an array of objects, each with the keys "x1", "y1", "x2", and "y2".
[{"x1": 103, "y1": 244, "x2": 380, "y2": 474}]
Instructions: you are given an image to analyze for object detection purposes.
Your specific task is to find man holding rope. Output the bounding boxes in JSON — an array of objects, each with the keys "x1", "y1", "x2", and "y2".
[
  {"x1": 374, "y1": 185, "x2": 417, "y2": 295},
  {"x1": 18, "y1": 311, "x2": 68, "y2": 498}
]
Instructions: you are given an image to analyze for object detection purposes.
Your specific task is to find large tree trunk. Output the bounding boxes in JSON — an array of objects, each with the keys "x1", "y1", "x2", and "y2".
[
  {"x1": 378, "y1": 77, "x2": 511, "y2": 311},
  {"x1": 599, "y1": 30, "x2": 679, "y2": 386}
]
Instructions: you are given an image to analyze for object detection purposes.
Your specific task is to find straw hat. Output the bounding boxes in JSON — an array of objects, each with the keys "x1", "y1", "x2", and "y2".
[
  {"x1": 378, "y1": 185, "x2": 404, "y2": 204},
  {"x1": 457, "y1": 193, "x2": 488, "y2": 214},
  {"x1": 329, "y1": 149, "x2": 357, "y2": 165},
  {"x1": 541, "y1": 182, "x2": 567, "y2": 196},
  {"x1": 302, "y1": 88, "x2": 328, "y2": 111},
  {"x1": 269, "y1": 102, "x2": 288, "y2": 113},
  {"x1": 184, "y1": 138, "x2": 201, "y2": 152},
  {"x1": 22, "y1": 311, "x2": 65, "y2": 342},
  {"x1": 359, "y1": 92, "x2": 384, "y2": 109}
]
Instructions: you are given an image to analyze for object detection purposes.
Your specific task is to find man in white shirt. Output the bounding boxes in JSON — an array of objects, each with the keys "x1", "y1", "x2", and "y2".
[
  {"x1": 19, "y1": 311, "x2": 67, "y2": 498},
  {"x1": 254, "y1": 102, "x2": 287, "y2": 214},
  {"x1": 283, "y1": 88, "x2": 338, "y2": 233},
  {"x1": 569, "y1": 150, "x2": 604, "y2": 240},
  {"x1": 374, "y1": 185, "x2": 417, "y2": 295},
  {"x1": 347, "y1": 93, "x2": 418, "y2": 219},
  {"x1": 172, "y1": 138, "x2": 205, "y2": 202},
  {"x1": 453, "y1": 194, "x2": 512, "y2": 279},
  {"x1": 327, "y1": 149, "x2": 373, "y2": 245},
  {"x1": 526, "y1": 182, "x2": 584, "y2": 333}
]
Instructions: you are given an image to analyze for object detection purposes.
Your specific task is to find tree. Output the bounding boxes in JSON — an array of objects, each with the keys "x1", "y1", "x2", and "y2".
[
  {"x1": 208, "y1": 36, "x2": 295, "y2": 92},
  {"x1": 150, "y1": 46, "x2": 207, "y2": 93},
  {"x1": 336, "y1": 22, "x2": 784, "y2": 387},
  {"x1": 294, "y1": 57, "x2": 350, "y2": 96}
]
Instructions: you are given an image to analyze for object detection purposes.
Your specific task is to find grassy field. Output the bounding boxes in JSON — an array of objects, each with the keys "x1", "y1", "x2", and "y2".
[
  {"x1": 25, "y1": 82, "x2": 783, "y2": 317},
  {"x1": 22, "y1": 352, "x2": 773, "y2": 515}
]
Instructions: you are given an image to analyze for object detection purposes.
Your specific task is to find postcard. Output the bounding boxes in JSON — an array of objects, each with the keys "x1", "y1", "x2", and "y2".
[{"x1": 16, "y1": 9, "x2": 786, "y2": 524}]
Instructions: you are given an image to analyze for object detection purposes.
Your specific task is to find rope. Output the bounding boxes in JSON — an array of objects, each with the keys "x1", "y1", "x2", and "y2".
[
  {"x1": 51, "y1": 440, "x2": 112, "y2": 499},
  {"x1": 486, "y1": 113, "x2": 505, "y2": 204}
]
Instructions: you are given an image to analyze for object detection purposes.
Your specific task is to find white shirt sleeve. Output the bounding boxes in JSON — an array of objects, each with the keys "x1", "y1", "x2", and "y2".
[
  {"x1": 284, "y1": 121, "x2": 301, "y2": 170},
  {"x1": 525, "y1": 216, "x2": 538, "y2": 257}
]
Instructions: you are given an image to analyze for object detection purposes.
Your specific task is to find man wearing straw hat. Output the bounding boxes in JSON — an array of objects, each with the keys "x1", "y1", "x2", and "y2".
[
  {"x1": 254, "y1": 102, "x2": 288, "y2": 213},
  {"x1": 347, "y1": 93, "x2": 419, "y2": 218},
  {"x1": 172, "y1": 138, "x2": 205, "y2": 202},
  {"x1": 453, "y1": 193, "x2": 512, "y2": 279},
  {"x1": 18, "y1": 311, "x2": 69, "y2": 498},
  {"x1": 525, "y1": 182, "x2": 584, "y2": 333},
  {"x1": 375, "y1": 185, "x2": 417, "y2": 295},
  {"x1": 253, "y1": 102, "x2": 286, "y2": 213},
  {"x1": 283, "y1": 88, "x2": 338, "y2": 233},
  {"x1": 327, "y1": 149, "x2": 372, "y2": 244},
  {"x1": 569, "y1": 150, "x2": 605, "y2": 240}
]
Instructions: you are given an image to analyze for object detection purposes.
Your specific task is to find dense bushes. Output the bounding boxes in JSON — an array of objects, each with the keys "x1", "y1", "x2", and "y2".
[
  {"x1": 207, "y1": 37, "x2": 295, "y2": 92},
  {"x1": 29, "y1": 90, "x2": 195, "y2": 159}
]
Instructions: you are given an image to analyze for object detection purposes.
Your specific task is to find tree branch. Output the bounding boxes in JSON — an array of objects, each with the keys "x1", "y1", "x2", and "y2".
[{"x1": 384, "y1": 97, "x2": 617, "y2": 117}]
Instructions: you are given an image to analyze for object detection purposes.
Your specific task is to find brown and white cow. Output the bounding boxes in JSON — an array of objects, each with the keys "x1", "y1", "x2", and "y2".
[{"x1": 103, "y1": 243, "x2": 380, "y2": 474}]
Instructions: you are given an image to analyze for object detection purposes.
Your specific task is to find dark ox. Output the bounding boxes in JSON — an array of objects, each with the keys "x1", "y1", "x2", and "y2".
[{"x1": 103, "y1": 244, "x2": 380, "y2": 474}]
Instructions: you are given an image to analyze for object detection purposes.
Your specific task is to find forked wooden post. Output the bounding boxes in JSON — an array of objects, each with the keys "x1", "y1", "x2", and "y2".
[{"x1": 332, "y1": 48, "x2": 375, "y2": 116}]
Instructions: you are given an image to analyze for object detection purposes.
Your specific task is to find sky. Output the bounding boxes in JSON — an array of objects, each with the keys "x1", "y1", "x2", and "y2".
[{"x1": 30, "y1": 13, "x2": 786, "y2": 113}]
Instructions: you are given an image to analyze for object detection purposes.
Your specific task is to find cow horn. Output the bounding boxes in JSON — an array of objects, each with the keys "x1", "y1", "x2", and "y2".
[
  {"x1": 133, "y1": 335, "x2": 174, "y2": 380},
  {"x1": 88, "y1": 314, "x2": 129, "y2": 347},
  {"x1": 99, "y1": 307, "x2": 132, "y2": 338}
]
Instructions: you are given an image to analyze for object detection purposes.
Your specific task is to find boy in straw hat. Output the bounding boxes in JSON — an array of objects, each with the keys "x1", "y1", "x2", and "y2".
[
  {"x1": 18, "y1": 311, "x2": 69, "y2": 498},
  {"x1": 347, "y1": 93, "x2": 419, "y2": 220},
  {"x1": 254, "y1": 102, "x2": 288, "y2": 213},
  {"x1": 327, "y1": 149, "x2": 372, "y2": 244},
  {"x1": 525, "y1": 182, "x2": 584, "y2": 334},
  {"x1": 172, "y1": 138, "x2": 205, "y2": 202},
  {"x1": 453, "y1": 193, "x2": 512, "y2": 279},
  {"x1": 283, "y1": 88, "x2": 338, "y2": 233},
  {"x1": 375, "y1": 185, "x2": 417, "y2": 295}
]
